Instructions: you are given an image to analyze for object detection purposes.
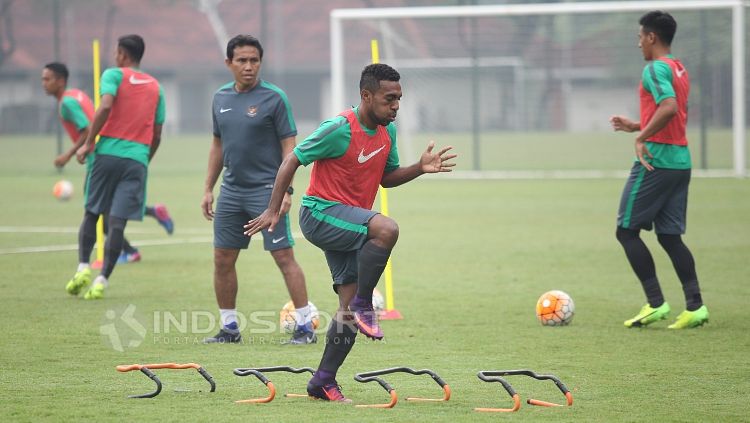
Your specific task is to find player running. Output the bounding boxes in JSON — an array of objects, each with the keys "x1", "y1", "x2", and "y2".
[
  {"x1": 64, "y1": 34, "x2": 167, "y2": 299},
  {"x1": 42, "y1": 62, "x2": 174, "y2": 266}
]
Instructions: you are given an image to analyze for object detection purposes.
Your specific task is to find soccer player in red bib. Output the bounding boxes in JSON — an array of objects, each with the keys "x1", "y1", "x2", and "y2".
[
  {"x1": 42, "y1": 62, "x2": 174, "y2": 266},
  {"x1": 41, "y1": 63, "x2": 95, "y2": 169},
  {"x1": 64, "y1": 34, "x2": 166, "y2": 299},
  {"x1": 610, "y1": 11, "x2": 708, "y2": 329},
  {"x1": 244, "y1": 63, "x2": 457, "y2": 401}
]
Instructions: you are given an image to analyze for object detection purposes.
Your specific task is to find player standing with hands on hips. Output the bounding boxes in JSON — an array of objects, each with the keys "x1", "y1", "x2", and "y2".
[
  {"x1": 610, "y1": 11, "x2": 708, "y2": 329},
  {"x1": 244, "y1": 63, "x2": 457, "y2": 401}
]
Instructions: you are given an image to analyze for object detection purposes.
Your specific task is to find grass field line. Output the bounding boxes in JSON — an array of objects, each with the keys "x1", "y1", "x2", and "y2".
[
  {"x1": 0, "y1": 231, "x2": 305, "y2": 255},
  {"x1": 430, "y1": 168, "x2": 737, "y2": 179},
  {"x1": 0, "y1": 226, "x2": 212, "y2": 234}
]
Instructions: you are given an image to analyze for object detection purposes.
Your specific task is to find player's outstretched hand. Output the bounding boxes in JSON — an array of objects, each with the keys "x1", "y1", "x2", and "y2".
[
  {"x1": 635, "y1": 140, "x2": 654, "y2": 171},
  {"x1": 420, "y1": 140, "x2": 457, "y2": 174},
  {"x1": 201, "y1": 192, "x2": 215, "y2": 220},
  {"x1": 244, "y1": 209, "x2": 279, "y2": 237},
  {"x1": 609, "y1": 115, "x2": 637, "y2": 133}
]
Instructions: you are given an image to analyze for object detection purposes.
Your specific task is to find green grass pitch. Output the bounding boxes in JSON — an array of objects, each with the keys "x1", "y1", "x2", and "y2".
[{"x1": 0, "y1": 135, "x2": 748, "y2": 422}]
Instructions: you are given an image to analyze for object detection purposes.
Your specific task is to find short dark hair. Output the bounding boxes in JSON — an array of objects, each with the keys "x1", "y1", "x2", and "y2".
[
  {"x1": 639, "y1": 10, "x2": 677, "y2": 46},
  {"x1": 226, "y1": 35, "x2": 263, "y2": 60},
  {"x1": 118, "y1": 34, "x2": 145, "y2": 63},
  {"x1": 359, "y1": 63, "x2": 400, "y2": 93},
  {"x1": 44, "y1": 62, "x2": 69, "y2": 81}
]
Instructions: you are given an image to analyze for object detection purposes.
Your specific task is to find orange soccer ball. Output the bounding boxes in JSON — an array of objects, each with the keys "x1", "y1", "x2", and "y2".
[
  {"x1": 536, "y1": 290, "x2": 575, "y2": 326},
  {"x1": 53, "y1": 180, "x2": 74, "y2": 201}
]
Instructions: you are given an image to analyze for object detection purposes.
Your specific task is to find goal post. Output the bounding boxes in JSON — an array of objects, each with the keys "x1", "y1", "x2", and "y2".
[{"x1": 331, "y1": 0, "x2": 747, "y2": 177}]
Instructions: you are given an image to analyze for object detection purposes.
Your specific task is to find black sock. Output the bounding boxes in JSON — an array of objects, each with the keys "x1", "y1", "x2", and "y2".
[
  {"x1": 103, "y1": 213, "x2": 135, "y2": 254},
  {"x1": 101, "y1": 216, "x2": 127, "y2": 278},
  {"x1": 79, "y1": 211, "x2": 98, "y2": 263},
  {"x1": 356, "y1": 241, "x2": 391, "y2": 301},
  {"x1": 144, "y1": 206, "x2": 155, "y2": 218},
  {"x1": 680, "y1": 282, "x2": 703, "y2": 312},
  {"x1": 313, "y1": 318, "x2": 358, "y2": 383},
  {"x1": 658, "y1": 234, "x2": 703, "y2": 311},
  {"x1": 122, "y1": 238, "x2": 137, "y2": 254},
  {"x1": 616, "y1": 227, "x2": 664, "y2": 307},
  {"x1": 641, "y1": 277, "x2": 664, "y2": 308}
]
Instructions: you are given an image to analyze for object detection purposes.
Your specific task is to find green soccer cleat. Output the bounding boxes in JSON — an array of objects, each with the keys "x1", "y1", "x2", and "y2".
[
  {"x1": 65, "y1": 268, "x2": 92, "y2": 296},
  {"x1": 83, "y1": 282, "x2": 105, "y2": 300},
  {"x1": 668, "y1": 305, "x2": 709, "y2": 329},
  {"x1": 624, "y1": 302, "x2": 671, "y2": 328}
]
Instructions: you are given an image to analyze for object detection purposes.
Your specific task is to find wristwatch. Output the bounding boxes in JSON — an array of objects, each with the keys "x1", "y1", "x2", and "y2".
[{"x1": 286, "y1": 186, "x2": 294, "y2": 195}]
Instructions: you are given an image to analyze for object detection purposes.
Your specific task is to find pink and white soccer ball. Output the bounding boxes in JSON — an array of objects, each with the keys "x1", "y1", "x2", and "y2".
[{"x1": 53, "y1": 180, "x2": 74, "y2": 201}]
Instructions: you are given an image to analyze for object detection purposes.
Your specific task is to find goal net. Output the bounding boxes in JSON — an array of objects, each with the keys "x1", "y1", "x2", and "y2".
[{"x1": 331, "y1": 1, "x2": 747, "y2": 177}]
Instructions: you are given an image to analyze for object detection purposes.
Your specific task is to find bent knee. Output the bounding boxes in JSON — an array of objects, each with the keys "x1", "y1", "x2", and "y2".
[
  {"x1": 370, "y1": 215, "x2": 399, "y2": 243},
  {"x1": 382, "y1": 219, "x2": 399, "y2": 241}
]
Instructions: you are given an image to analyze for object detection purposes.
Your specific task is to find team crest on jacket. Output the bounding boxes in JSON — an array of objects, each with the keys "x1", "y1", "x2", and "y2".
[{"x1": 247, "y1": 106, "x2": 258, "y2": 117}]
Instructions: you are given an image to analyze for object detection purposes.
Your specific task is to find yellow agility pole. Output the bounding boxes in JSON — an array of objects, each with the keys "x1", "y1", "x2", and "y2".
[
  {"x1": 91, "y1": 39, "x2": 105, "y2": 269},
  {"x1": 371, "y1": 39, "x2": 402, "y2": 320}
]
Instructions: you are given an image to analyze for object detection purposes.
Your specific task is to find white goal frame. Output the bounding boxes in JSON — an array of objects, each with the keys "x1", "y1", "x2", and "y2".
[{"x1": 331, "y1": 0, "x2": 747, "y2": 177}]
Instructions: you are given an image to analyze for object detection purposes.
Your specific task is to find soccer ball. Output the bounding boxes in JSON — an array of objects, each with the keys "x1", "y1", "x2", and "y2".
[
  {"x1": 53, "y1": 180, "x2": 74, "y2": 201},
  {"x1": 536, "y1": 290, "x2": 575, "y2": 326},
  {"x1": 372, "y1": 288, "x2": 385, "y2": 313},
  {"x1": 280, "y1": 301, "x2": 320, "y2": 333}
]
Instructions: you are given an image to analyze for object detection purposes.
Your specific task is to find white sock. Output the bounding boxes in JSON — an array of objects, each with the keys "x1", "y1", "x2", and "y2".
[
  {"x1": 77, "y1": 263, "x2": 90, "y2": 272},
  {"x1": 93, "y1": 275, "x2": 108, "y2": 287},
  {"x1": 219, "y1": 309, "x2": 238, "y2": 330},
  {"x1": 294, "y1": 304, "x2": 311, "y2": 327}
]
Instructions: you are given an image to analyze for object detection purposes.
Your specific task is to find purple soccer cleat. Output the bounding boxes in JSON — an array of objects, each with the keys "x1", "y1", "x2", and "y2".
[
  {"x1": 349, "y1": 295, "x2": 384, "y2": 340},
  {"x1": 307, "y1": 380, "x2": 352, "y2": 403}
]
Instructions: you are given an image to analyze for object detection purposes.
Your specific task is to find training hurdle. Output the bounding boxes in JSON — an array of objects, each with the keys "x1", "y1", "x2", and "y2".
[
  {"x1": 115, "y1": 363, "x2": 216, "y2": 398},
  {"x1": 233, "y1": 366, "x2": 315, "y2": 403},
  {"x1": 475, "y1": 369, "x2": 573, "y2": 412},
  {"x1": 353, "y1": 367, "x2": 451, "y2": 408}
]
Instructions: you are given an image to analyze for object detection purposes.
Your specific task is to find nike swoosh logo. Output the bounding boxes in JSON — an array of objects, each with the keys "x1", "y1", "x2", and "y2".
[
  {"x1": 272, "y1": 237, "x2": 285, "y2": 244},
  {"x1": 129, "y1": 74, "x2": 153, "y2": 85},
  {"x1": 322, "y1": 387, "x2": 337, "y2": 400},
  {"x1": 676, "y1": 68, "x2": 686, "y2": 78},
  {"x1": 220, "y1": 108, "x2": 232, "y2": 113},
  {"x1": 357, "y1": 145, "x2": 386, "y2": 164}
]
